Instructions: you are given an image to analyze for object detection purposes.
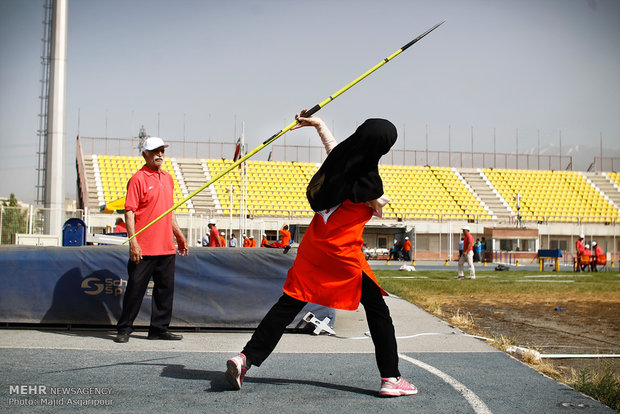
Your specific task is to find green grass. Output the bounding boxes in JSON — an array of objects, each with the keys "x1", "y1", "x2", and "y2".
[
  {"x1": 375, "y1": 268, "x2": 620, "y2": 411},
  {"x1": 375, "y1": 269, "x2": 620, "y2": 303},
  {"x1": 570, "y1": 365, "x2": 620, "y2": 412}
]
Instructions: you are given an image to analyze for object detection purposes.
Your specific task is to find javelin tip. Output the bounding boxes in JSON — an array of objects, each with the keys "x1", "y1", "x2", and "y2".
[{"x1": 400, "y1": 20, "x2": 445, "y2": 51}]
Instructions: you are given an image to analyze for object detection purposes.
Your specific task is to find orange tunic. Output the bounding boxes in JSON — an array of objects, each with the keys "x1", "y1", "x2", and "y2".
[{"x1": 283, "y1": 199, "x2": 386, "y2": 311}]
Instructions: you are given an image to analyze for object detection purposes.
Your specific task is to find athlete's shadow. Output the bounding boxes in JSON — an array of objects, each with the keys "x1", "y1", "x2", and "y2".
[{"x1": 160, "y1": 364, "x2": 375, "y2": 396}]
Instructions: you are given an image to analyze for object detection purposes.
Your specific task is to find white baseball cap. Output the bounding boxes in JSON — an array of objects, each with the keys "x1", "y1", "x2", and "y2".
[
  {"x1": 579, "y1": 234, "x2": 585, "y2": 239},
  {"x1": 208, "y1": 220, "x2": 216, "y2": 225},
  {"x1": 462, "y1": 225, "x2": 470, "y2": 231},
  {"x1": 143, "y1": 137, "x2": 169, "y2": 151}
]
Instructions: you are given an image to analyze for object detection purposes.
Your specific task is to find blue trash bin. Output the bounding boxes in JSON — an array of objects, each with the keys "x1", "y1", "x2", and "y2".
[{"x1": 62, "y1": 218, "x2": 86, "y2": 246}]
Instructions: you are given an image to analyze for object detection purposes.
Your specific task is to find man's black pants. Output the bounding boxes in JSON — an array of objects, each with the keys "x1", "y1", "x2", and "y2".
[
  {"x1": 117, "y1": 255, "x2": 176, "y2": 335},
  {"x1": 242, "y1": 273, "x2": 401, "y2": 378}
]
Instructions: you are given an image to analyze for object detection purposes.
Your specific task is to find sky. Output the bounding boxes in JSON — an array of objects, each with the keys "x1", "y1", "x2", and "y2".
[{"x1": 1, "y1": 0, "x2": 619, "y2": 204}]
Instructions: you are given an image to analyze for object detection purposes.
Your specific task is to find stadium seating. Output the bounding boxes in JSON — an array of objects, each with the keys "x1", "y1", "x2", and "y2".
[
  {"x1": 379, "y1": 165, "x2": 492, "y2": 221},
  {"x1": 483, "y1": 169, "x2": 618, "y2": 223},
  {"x1": 83, "y1": 152, "x2": 619, "y2": 222},
  {"x1": 206, "y1": 159, "x2": 315, "y2": 217},
  {"x1": 93, "y1": 155, "x2": 188, "y2": 212},
  {"x1": 608, "y1": 172, "x2": 620, "y2": 188}
]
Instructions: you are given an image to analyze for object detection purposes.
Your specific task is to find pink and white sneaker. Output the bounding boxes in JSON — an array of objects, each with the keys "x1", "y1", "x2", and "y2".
[
  {"x1": 225, "y1": 353, "x2": 250, "y2": 390},
  {"x1": 379, "y1": 377, "x2": 419, "y2": 397}
]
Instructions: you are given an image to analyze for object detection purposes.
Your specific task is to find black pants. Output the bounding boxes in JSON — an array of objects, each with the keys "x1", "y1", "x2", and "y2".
[
  {"x1": 242, "y1": 273, "x2": 400, "y2": 378},
  {"x1": 117, "y1": 255, "x2": 176, "y2": 334}
]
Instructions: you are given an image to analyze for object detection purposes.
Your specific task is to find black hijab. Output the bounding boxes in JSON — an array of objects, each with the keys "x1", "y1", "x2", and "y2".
[{"x1": 306, "y1": 118, "x2": 397, "y2": 211}]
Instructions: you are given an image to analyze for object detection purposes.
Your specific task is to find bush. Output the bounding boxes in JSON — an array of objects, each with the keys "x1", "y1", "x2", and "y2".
[{"x1": 571, "y1": 366, "x2": 620, "y2": 411}]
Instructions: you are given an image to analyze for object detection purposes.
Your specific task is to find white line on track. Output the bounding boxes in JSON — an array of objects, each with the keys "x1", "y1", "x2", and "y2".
[
  {"x1": 399, "y1": 354, "x2": 493, "y2": 414},
  {"x1": 523, "y1": 274, "x2": 592, "y2": 278}
]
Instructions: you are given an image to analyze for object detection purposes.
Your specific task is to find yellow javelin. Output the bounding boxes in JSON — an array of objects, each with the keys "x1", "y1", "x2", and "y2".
[{"x1": 125, "y1": 21, "x2": 445, "y2": 243}]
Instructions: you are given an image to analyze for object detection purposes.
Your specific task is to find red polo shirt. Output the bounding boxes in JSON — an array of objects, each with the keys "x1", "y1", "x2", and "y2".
[
  {"x1": 463, "y1": 232, "x2": 474, "y2": 253},
  {"x1": 125, "y1": 165, "x2": 176, "y2": 256}
]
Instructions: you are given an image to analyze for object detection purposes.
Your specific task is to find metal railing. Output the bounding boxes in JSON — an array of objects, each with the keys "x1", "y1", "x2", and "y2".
[
  {"x1": 2, "y1": 205, "x2": 617, "y2": 246},
  {"x1": 0, "y1": 206, "x2": 84, "y2": 245}
]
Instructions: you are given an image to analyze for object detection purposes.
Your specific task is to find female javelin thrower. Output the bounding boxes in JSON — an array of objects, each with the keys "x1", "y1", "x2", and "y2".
[{"x1": 225, "y1": 110, "x2": 418, "y2": 397}]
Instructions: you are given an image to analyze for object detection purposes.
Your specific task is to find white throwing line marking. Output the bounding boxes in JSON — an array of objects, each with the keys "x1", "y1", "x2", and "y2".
[{"x1": 399, "y1": 354, "x2": 493, "y2": 414}]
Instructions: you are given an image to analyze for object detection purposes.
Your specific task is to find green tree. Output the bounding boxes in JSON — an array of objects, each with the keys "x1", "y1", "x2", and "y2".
[{"x1": 1, "y1": 194, "x2": 28, "y2": 244}]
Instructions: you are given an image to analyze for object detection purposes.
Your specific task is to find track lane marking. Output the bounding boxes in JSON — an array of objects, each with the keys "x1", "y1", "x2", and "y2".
[{"x1": 399, "y1": 354, "x2": 493, "y2": 414}]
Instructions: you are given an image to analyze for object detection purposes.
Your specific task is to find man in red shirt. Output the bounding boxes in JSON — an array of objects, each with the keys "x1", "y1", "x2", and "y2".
[
  {"x1": 115, "y1": 137, "x2": 188, "y2": 343},
  {"x1": 457, "y1": 226, "x2": 475, "y2": 279},
  {"x1": 208, "y1": 220, "x2": 221, "y2": 247}
]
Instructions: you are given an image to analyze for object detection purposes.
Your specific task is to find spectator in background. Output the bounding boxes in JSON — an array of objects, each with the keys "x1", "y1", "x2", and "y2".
[
  {"x1": 280, "y1": 225, "x2": 291, "y2": 246},
  {"x1": 219, "y1": 232, "x2": 226, "y2": 247},
  {"x1": 581, "y1": 243, "x2": 592, "y2": 272},
  {"x1": 243, "y1": 233, "x2": 251, "y2": 247},
  {"x1": 457, "y1": 226, "x2": 475, "y2": 280},
  {"x1": 480, "y1": 237, "x2": 487, "y2": 262},
  {"x1": 458, "y1": 237, "x2": 464, "y2": 258},
  {"x1": 114, "y1": 217, "x2": 127, "y2": 233},
  {"x1": 229, "y1": 233, "x2": 238, "y2": 248},
  {"x1": 401, "y1": 237, "x2": 412, "y2": 262},
  {"x1": 249, "y1": 236, "x2": 257, "y2": 247},
  {"x1": 202, "y1": 232, "x2": 209, "y2": 247},
  {"x1": 263, "y1": 225, "x2": 291, "y2": 252},
  {"x1": 575, "y1": 234, "x2": 585, "y2": 271},
  {"x1": 261, "y1": 234, "x2": 269, "y2": 248},
  {"x1": 473, "y1": 239, "x2": 481, "y2": 262},
  {"x1": 208, "y1": 221, "x2": 221, "y2": 247},
  {"x1": 389, "y1": 240, "x2": 399, "y2": 261},
  {"x1": 591, "y1": 241, "x2": 603, "y2": 271}
]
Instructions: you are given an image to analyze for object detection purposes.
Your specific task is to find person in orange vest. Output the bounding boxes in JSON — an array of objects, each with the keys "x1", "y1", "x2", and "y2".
[
  {"x1": 581, "y1": 243, "x2": 592, "y2": 271},
  {"x1": 243, "y1": 233, "x2": 251, "y2": 247},
  {"x1": 261, "y1": 234, "x2": 269, "y2": 248},
  {"x1": 263, "y1": 225, "x2": 291, "y2": 252},
  {"x1": 219, "y1": 232, "x2": 226, "y2": 248},
  {"x1": 591, "y1": 241, "x2": 603, "y2": 271},
  {"x1": 225, "y1": 112, "x2": 417, "y2": 397},
  {"x1": 575, "y1": 234, "x2": 585, "y2": 272},
  {"x1": 401, "y1": 237, "x2": 412, "y2": 261},
  {"x1": 279, "y1": 225, "x2": 291, "y2": 246},
  {"x1": 249, "y1": 236, "x2": 257, "y2": 248}
]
